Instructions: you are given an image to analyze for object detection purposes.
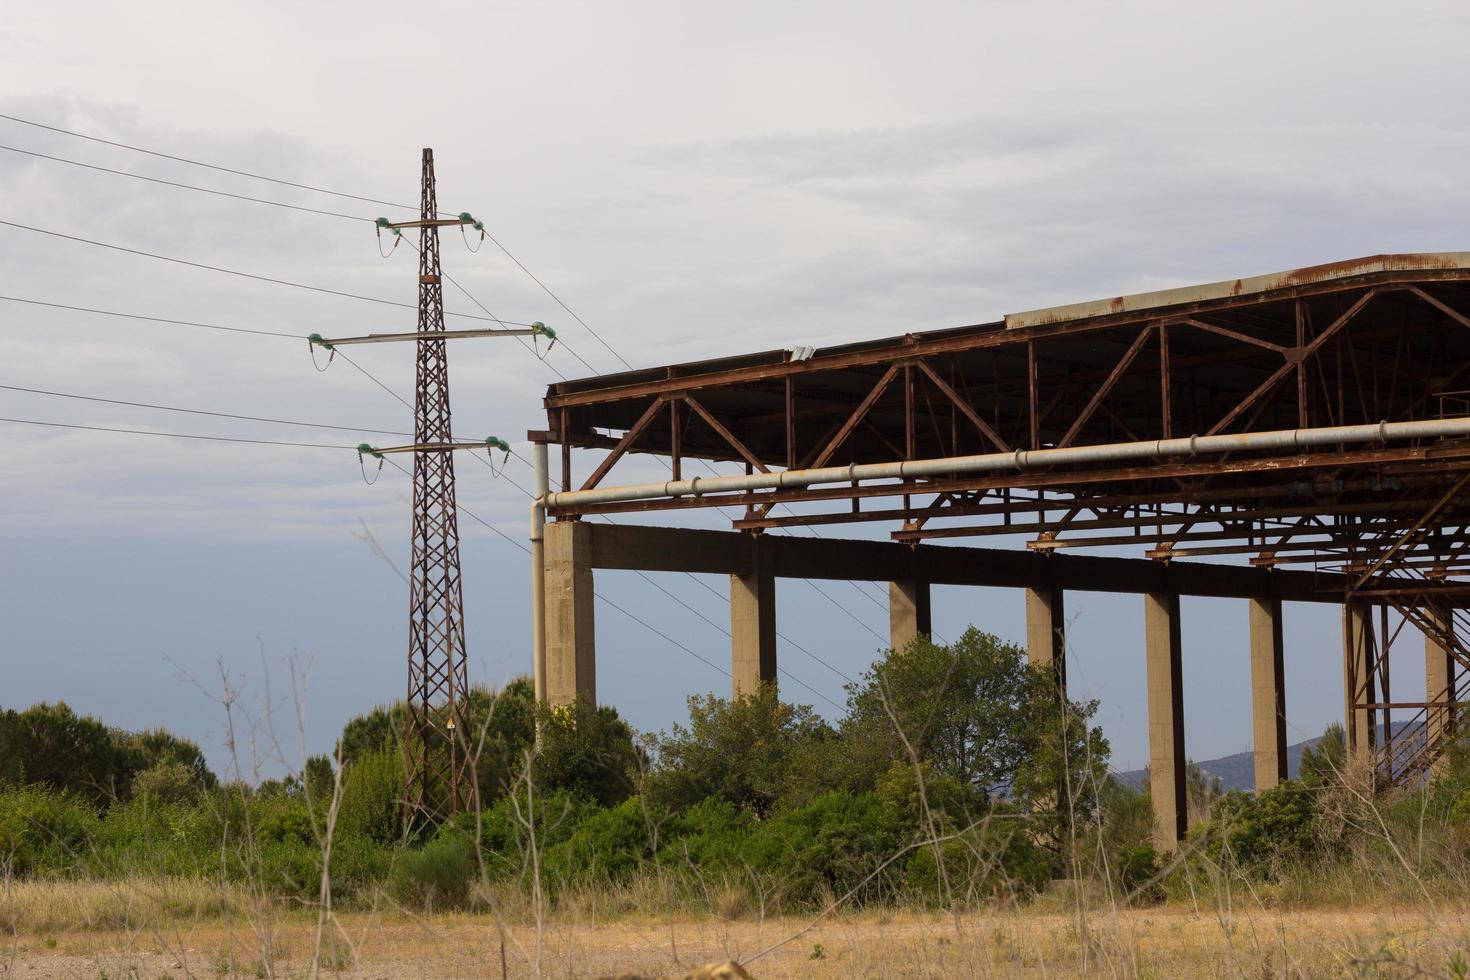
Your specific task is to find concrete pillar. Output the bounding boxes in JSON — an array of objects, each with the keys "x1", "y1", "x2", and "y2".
[
  {"x1": 1426, "y1": 608, "x2": 1456, "y2": 777},
  {"x1": 731, "y1": 538, "x2": 777, "y2": 697},
  {"x1": 1248, "y1": 598, "x2": 1287, "y2": 791},
  {"x1": 1144, "y1": 591, "x2": 1186, "y2": 851},
  {"x1": 889, "y1": 578, "x2": 931, "y2": 651},
  {"x1": 1343, "y1": 601, "x2": 1375, "y2": 762},
  {"x1": 1025, "y1": 583, "x2": 1067, "y2": 694},
  {"x1": 545, "y1": 520, "x2": 596, "y2": 707}
]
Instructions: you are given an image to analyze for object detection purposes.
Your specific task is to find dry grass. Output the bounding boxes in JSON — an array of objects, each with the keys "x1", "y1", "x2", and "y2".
[{"x1": 7, "y1": 902, "x2": 1470, "y2": 978}]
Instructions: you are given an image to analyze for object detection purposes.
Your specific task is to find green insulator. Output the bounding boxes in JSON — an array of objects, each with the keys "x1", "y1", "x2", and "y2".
[
  {"x1": 357, "y1": 443, "x2": 375, "y2": 455},
  {"x1": 458, "y1": 211, "x2": 474, "y2": 223},
  {"x1": 537, "y1": 323, "x2": 556, "y2": 339},
  {"x1": 309, "y1": 332, "x2": 334, "y2": 349},
  {"x1": 309, "y1": 332, "x2": 324, "y2": 344},
  {"x1": 473, "y1": 220, "x2": 484, "y2": 231},
  {"x1": 375, "y1": 217, "x2": 391, "y2": 228}
]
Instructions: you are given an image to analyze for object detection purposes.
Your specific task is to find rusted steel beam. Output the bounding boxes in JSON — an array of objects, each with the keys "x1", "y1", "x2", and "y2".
[
  {"x1": 683, "y1": 392, "x2": 770, "y2": 474},
  {"x1": 809, "y1": 363, "x2": 901, "y2": 469},
  {"x1": 1058, "y1": 326, "x2": 1155, "y2": 448},
  {"x1": 577, "y1": 396, "x2": 667, "y2": 492},
  {"x1": 1179, "y1": 317, "x2": 1288, "y2": 353},
  {"x1": 914, "y1": 358, "x2": 1011, "y2": 452},
  {"x1": 544, "y1": 275, "x2": 1468, "y2": 409}
]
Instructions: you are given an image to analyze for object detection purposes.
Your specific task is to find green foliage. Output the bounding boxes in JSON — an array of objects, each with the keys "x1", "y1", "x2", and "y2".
[
  {"x1": 532, "y1": 698, "x2": 643, "y2": 807},
  {"x1": 0, "y1": 783, "x2": 100, "y2": 874},
  {"x1": 131, "y1": 761, "x2": 205, "y2": 805},
  {"x1": 0, "y1": 703, "x2": 131, "y2": 804},
  {"x1": 839, "y1": 629, "x2": 1109, "y2": 850},
  {"x1": 543, "y1": 797, "x2": 652, "y2": 882},
  {"x1": 1115, "y1": 845, "x2": 1163, "y2": 902},
  {"x1": 388, "y1": 826, "x2": 478, "y2": 910},
  {"x1": 337, "y1": 746, "x2": 404, "y2": 845},
  {"x1": 1299, "y1": 722, "x2": 1347, "y2": 786},
  {"x1": 1195, "y1": 780, "x2": 1320, "y2": 877},
  {"x1": 647, "y1": 684, "x2": 837, "y2": 816},
  {"x1": 337, "y1": 679, "x2": 537, "y2": 808}
]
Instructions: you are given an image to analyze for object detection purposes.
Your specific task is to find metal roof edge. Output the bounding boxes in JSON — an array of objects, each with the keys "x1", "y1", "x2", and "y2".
[{"x1": 1003, "y1": 253, "x2": 1470, "y2": 330}]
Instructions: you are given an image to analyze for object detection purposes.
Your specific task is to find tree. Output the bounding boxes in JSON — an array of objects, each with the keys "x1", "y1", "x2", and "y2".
[
  {"x1": 336, "y1": 679, "x2": 538, "y2": 809},
  {"x1": 532, "y1": 698, "x2": 643, "y2": 808},
  {"x1": 647, "y1": 684, "x2": 837, "y2": 816},
  {"x1": 841, "y1": 629, "x2": 1106, "y2": 805},
  {"x1": 1299, "y1": 722, "x2": 1347, "y2": 786},
  {"x1": 0, "y1": 703, "x2": 131, "y2": 804}
]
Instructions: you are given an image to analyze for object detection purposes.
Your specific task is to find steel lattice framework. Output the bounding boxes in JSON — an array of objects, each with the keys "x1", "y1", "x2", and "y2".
[
  {"x1": 542, "y1": 255, "x2": 1470, "y2": 788},
  {"x1": 404, "y1": 148, "x2": 470, "y2": 824}
]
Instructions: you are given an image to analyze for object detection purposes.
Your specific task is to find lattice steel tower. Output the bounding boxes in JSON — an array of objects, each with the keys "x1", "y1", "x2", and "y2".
[
  {"x1": 310, "y1": 150, "x2": 549, "y2": 825},
  {"x1": 404, "y1": 147, "x2": 470, "y2": 823}
]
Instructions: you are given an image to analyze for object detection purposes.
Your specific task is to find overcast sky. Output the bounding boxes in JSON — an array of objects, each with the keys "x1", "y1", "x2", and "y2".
[{"x1": 3, "y1": 1, "x2": 1466, "y2": 778}]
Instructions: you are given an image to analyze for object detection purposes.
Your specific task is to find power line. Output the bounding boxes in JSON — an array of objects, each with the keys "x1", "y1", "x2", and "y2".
[
  {"x1": 0, "y1": 143, "x2": 372, "y2": 222},
  {"x1": 0, "y1": 415, "x2": 355, "y2": 450},
  {"x1": 0, "y1": 382, "x2": 416, "y2": 438},
  {"x1": 0, "y1": 293, "x2": 422, "y2": 413},
  {"x1": 0, "y1": 293, "x2": 299, "y2": 338},
  {"x1": 0, "y1": 112, "x2": 625, "y2": 376},
  {"x1": 1, "y1": 112, "x2": 878, "y2": 692},
  {"x1": 0, "y1": 219, "x2": 537, "y2": 327},
  {"x1": 0, "y1": 111, "x2": 420, "y2": 212}
]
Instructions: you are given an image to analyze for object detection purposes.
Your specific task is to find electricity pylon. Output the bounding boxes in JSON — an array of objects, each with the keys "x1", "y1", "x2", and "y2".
[{"x1": 311, "y1": 149, "x2": 547, "y2": 824}]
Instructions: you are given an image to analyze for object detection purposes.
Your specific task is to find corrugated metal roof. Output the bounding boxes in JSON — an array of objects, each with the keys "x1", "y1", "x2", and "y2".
[{"x1": 1004, "y1": 253, "x2": 1470, "y2": 330}]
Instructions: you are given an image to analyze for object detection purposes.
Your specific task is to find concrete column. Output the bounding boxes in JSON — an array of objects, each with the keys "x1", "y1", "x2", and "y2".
[
  {"x1": 545, "y1": 520, "x2": 596, "y2": 707},
  {"x1": 1248, "y1": 597, "x2": 1287, "y2": 791},
  {"x1": 1144, "y1": 591, "x2": 1187, "y2": 851},
  {"x1": 1343, "y1": 601, "x2": 1375, "y2": 762},
  {"x1": 1025, "y1": 583, "x2": 1067, "y2": 693},
  {"x1": 889, "y1": 578, "x2": 931, "y2": 651},
  {"x1": 1426, "y1": 608, "x2": 1456, "y2": 777},
  {"x1": 731, "y1": 538, "x2": 777, "y2": 697}
]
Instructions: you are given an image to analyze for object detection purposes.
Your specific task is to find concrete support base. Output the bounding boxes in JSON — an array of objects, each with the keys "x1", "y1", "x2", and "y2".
[
  {"x1": 1344, "y1": 601, "x2": 1375, "y2": 763},
  {"x1": 545, "y1": 521, "x2": 596, "y2": 707},
  {"x1": 731, "y1": 537, "x2": 777, "y2": 697},
  {"x1": 1025, "y1": 583, "x2": 1067, "y2": 693},
  {"x1": 1426, "y1": 608, "x2": 1456, "y2": 778},
  {"x1": 1145, "y1": 591, "x2": 1186, "y2": 851},
  {"x1": 889, "y1": 573, "x2": 931, "y2": 651},
  {"x1": 1248, "y1": 597, "x2": 1287, "y2": 791}
]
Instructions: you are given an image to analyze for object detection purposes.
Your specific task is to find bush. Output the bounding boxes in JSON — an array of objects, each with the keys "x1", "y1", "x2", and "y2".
[
  {"x1": 543, "y1": 797, "x2": 652, "y2": 883},
  {"x1": 131, "y1": 761, "x2": 204, "y2": 805},
  {"x1": 1195, "y1": 780, "x2": 1320, "y2": 877},
  {"x1": 388, "y1": 827, "x2": 478, "y2": 910},
  {"x1": 337, "y1": 747, "x2": 404, "y2": 845},
  {"x1": 648, "y1": 685, "x2": 837, "y2": 816},
  {"x1": 533, "y1": 699, "x2": 643, "y2": 807},
  {"x1": 0, "y1": 784, "x2": 100, "y2": 875}
]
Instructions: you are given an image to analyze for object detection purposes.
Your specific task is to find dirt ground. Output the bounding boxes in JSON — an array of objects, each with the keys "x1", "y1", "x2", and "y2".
[{"x1": 5, "y1": 905, "x2": 1468, "y2": 979}]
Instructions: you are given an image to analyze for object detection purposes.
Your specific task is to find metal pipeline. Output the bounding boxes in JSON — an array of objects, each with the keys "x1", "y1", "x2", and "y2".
[
  {"x1": 530, "y1": 442, "x2": 549, "y2": 707},
  {"x1": 543, "y1": 416, "x2": 1470, "y2": 511}
]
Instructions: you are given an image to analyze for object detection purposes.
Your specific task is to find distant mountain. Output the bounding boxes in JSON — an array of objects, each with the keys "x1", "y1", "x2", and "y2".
[{"x1": 1117, "y1": 722, "x2": 1414, "y2": 792}]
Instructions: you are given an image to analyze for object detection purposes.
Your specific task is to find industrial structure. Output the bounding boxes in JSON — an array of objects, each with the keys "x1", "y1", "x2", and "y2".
[
  {"x1": 313, "y1": 149, "x2": 546, "y2": 823},
  {"x1": 529, "y1": 255, "x2": 1470, "y2": 849}
]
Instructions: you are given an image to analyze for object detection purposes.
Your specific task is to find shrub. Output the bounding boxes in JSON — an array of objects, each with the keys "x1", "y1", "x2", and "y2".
[
  {"x1": 1196, "y1": 780, "x2": 1320, "y2": 877},
  {"x1": 131, "y1": 761, "x2": 204, "y2": 805},
  {"x1": 337, "y1": 747, "x2": 404, "y2": 845},
  {"x1": 0, "y1": 784, "x2": 99, "y2": 875},
  {"x1": 543, "y1": 797, "x2": 652, "y2": 883},
  {"x1": 533, "y1": 699, "x2": 643, "y2": 807},
  {"x1": 648, "y1": 685, "x2": 837, "y2": 816},
  {"x1": 388, "y1": 828, "x2": 478, "y2": 910}
]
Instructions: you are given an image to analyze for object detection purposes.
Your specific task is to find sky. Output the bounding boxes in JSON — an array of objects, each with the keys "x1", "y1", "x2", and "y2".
[{"x1": 2, "y1": 0, "x2": 1467, "y2": 779}]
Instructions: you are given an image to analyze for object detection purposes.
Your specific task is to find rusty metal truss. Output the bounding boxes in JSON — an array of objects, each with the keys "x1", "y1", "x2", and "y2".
[
  {"x1": 404, "y1": 148, "x2": 470, "y2": 826},
  {"x1": 542, "y1": 255, "x2": 1470, "y2": 789}
]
